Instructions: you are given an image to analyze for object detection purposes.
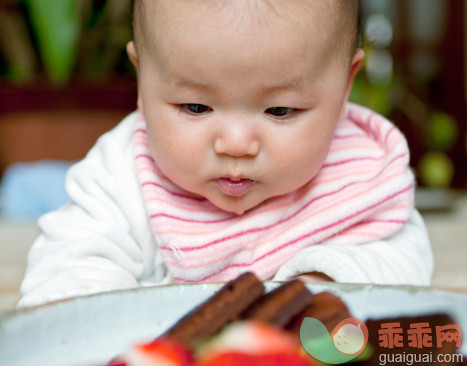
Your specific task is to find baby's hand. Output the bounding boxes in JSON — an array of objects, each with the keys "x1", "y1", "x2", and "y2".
[{"x1": 296, "y1": 271, "x2": 334, "y2": 283}]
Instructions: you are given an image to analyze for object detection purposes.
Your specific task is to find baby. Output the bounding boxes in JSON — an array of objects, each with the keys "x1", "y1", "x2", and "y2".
[{"x1": 18, "y1": 0, "x2": 433, "y2": 307}]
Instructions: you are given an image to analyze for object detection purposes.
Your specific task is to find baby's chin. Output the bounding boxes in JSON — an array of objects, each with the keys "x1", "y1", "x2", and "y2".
[
  {"x1": 208, "y1": 198, "x2": 255, "y2": 216},
  {"x1": 205, "y1": 191, "x2": 271, "y2": 216}
]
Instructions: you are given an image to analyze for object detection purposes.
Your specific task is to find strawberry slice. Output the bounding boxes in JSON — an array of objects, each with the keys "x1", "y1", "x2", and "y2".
[
  {"x1": 200, "y1": 351, "x2": 314, "y2": 366},
  {"x1": 196, "y1": 321, "x2": 316, "y2": 365},
  {"x1": 197, "y1": 321, "x2": 301, "y2": 359},
  {"x1": 122, "y1": 337, "x2": 194, "y2": 366},
  {"x1": 106, "y1": 361, "x2": 127, "y2": 366}
]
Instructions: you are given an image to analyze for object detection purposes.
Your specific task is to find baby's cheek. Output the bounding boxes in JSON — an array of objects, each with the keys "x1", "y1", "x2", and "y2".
[
  {"x1": 273, "y1": 135, "x2": 328, "y2": 183},
  {"x1": 147, "y1": 137, "x2": 204, "y2": 195},
  {"x1": 147, "y1": 118, "x2": 202, "y2": 161},
  {"x1": 152, "y1": 137, "x2": 203, "y2": 177}
]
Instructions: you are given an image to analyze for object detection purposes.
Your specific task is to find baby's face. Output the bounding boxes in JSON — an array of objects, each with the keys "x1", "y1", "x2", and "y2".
[{"x1": 129, "y1": 0, "x2": 363, "y2": 215}]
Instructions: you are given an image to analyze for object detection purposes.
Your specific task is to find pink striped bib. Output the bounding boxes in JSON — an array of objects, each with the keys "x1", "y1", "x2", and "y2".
[{"x1": 133, "y1": 103, "x2": 414, "y2": 283}]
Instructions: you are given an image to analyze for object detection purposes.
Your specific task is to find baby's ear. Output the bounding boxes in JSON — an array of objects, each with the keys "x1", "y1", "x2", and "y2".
[
  {"x1": 341, "y1": 48, "x2": 365, "y2": 116},
  {"x1": 126, "y1": 41, "x2": 139, "y2": 70},
  {"x1": 126, "y1": 41, "x2": 143, "y2": 111}
]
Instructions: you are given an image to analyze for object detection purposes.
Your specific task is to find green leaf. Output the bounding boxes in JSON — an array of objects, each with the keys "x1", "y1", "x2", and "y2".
[{"x1": 26, "y1": 0, "x2": 80, "y2": 85}]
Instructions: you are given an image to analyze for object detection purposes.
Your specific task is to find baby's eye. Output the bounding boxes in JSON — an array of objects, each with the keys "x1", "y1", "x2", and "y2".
[
  {"x1": 266, "y1": 107, "x2": 298, "y2": 118},
  {"x1": 180, "y1": 104, "x2": 212, "y2": 115}
]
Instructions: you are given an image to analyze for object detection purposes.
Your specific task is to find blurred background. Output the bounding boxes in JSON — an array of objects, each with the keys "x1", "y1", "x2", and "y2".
[{"x1": 0, "y1": 0, "x2": 466, "y2": 310}]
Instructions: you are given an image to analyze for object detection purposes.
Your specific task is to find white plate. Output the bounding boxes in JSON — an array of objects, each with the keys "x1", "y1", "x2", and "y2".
[{"x1": 1, "y1": 282, "x2": 467, "y2": 366}]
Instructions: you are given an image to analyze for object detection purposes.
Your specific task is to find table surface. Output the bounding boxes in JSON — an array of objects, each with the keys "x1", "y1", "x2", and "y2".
[{"x1": 1, "y1": 194, "x2": 466, "y2": 313}]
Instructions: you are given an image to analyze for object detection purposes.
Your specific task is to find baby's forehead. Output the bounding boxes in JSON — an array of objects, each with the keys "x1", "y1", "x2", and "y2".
[
  {"x1": 133, "y1": 0, "x2": 355, "y2": 60},
  {"x1": 134, "y1": 0, "x2": 348, "y2": 41}
]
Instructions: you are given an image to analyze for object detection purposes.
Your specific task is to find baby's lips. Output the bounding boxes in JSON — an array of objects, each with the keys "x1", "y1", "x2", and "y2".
[{"x1": 215, "y1": 178, "x2": 256, "y2": 196}]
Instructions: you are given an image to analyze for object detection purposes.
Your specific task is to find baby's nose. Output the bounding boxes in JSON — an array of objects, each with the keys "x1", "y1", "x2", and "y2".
[{"x1": 213, "y1": 121, "x2": 260, "y2": 157}]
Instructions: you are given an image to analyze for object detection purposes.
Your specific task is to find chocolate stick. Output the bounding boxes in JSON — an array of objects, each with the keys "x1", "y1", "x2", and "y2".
[
  {"x1": 162, "y1": 272, "x2": 265, "y2": 344},
  {"x1": 285, "y1": 291, "x2": 351, "y2": 335},
  {"x1": 241, "y1": 279, "x2": 313, "y2": 327}
]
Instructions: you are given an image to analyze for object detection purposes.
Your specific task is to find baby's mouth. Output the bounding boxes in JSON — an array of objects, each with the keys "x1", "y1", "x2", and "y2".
[{"x1": 215, "y1": 177, "x2": 256, "y2": 197}]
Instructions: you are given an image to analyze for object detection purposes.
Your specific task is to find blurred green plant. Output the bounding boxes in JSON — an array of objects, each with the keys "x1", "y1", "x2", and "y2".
[
  {"x1": 349, "y1": 44, "x2": 458, "y2": 189},
  {"x1": 25, "y1": 0, "x2": 80, "y2": 86},
  {"x1": 349, "y1": 75, "x2": 392, "y2": 116},
  {"x1": 418, "y1": 112, "x2": 457, "y2": 188},
  {"x1": 0, "y1": 0, "x2": 132, "y2": 86},
  {"x1": 427, "y1": 112, "x2": 458, "y2": 151},
  {"x1": 418, "y1": 151, "x2": 455, "y2": 188}
]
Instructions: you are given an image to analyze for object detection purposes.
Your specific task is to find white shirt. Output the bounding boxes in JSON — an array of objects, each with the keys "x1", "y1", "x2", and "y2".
[{"x1": 18, "y1": 112, "x2": 434, "y2": 308}]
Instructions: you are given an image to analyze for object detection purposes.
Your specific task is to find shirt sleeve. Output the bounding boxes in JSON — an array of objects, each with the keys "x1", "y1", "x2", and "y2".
[
  {"x1": 272, "y1": 209, "x2": 434, "y2": 286},
  {"x1": 17, "y1": 116, "x2": 158, "y2": 308}
]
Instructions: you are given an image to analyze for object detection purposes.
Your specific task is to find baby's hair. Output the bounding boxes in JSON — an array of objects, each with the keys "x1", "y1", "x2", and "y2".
[
  {"x1": 345, "y1": 0, "x2": 365, "y2": 50},
  {"x1": 130, "y1": 0, "x2": 364, "y2": 52}
]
